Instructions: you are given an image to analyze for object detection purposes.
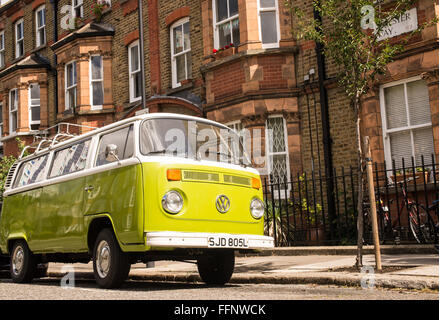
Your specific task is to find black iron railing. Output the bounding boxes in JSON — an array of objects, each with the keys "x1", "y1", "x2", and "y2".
[{"x1": 263, "y1": 155, "x2": 439, "y2": 247}]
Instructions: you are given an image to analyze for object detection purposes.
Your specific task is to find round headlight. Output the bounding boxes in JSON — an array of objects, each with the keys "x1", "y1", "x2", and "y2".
[
  {"x1": 162, "y1": 190, "x2": 184, "y2": 214},
  {"x1": 250, "y1": 198, "x2": 265, "y2": 220}
]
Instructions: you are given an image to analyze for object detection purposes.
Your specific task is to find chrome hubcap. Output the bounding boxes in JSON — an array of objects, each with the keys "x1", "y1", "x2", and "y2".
[
  {"x1": 12, "y1": 246, "x2": 24, "y2": 276},
  {"x1": 96, "y1": 241, "x2": 111, "y2": 278}
]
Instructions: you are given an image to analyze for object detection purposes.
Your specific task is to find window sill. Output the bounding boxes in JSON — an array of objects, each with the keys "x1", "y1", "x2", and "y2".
[
  {"x1": 31, "y1": 44, "x2": 47, "y2": 54},
  {"x1": 201, "y1": 47, "x2": 299, "y2": 73},
  {"x1": 123, "y1": 99, "x2": 142, "y2": 110},
  {"x1": 166, "y1": 79, "x2": 194, "y2": 95},
  {"x1": 0, "y1": 131, "x2": 38, "y2": 142}
]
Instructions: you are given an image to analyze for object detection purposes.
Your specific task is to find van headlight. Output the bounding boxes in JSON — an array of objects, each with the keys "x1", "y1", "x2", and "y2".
[
  {"x1": 162, "y1": 191, "x2": 184, "y2": 214},
  {"x1": 250, "y1": 198, "x2": 265, "y2": 220}
]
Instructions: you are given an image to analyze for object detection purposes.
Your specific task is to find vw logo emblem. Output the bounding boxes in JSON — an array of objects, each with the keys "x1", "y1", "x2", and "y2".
[{"x1": 216, "y1": 195, "x2": 231, "y2": 214}]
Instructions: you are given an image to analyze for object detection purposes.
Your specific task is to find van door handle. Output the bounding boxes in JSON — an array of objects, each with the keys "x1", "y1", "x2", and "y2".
[{"x1": 84, "y1": 186, "x2": 94, "y2": 192}]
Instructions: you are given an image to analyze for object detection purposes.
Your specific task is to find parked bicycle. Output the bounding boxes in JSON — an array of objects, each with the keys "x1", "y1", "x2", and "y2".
[
  {"x1": 364, "y1": 176, "x2": 439, "y2": 245},
  {"x1": 363, "y1": 192, "x2": 394, "y2": 245}
]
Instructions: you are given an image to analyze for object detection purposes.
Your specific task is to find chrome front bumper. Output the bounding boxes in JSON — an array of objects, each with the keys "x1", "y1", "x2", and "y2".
[{"x1": 145, "y1": 231, "x2": 274, "y2": 249}]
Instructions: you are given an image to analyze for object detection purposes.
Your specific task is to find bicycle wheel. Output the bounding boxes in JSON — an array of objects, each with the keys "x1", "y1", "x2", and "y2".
[
  {"x1": 409, "y1": 206, "x2": 435, "y2": 244},
  {"x1": 363, "y1": 209, "x2": 386, "y2": 245}
]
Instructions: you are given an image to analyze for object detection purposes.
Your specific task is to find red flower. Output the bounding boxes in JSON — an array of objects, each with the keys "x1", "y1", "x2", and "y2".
[
  {"x1": 230, "y1": 43, "x2": 234, "y2": 47},
  {"x1": 225, "y1": 45, "x2": 229, "y2": 49},
  {"x1": 213, "y1": 49, "x2": 218, "y2": 54}
]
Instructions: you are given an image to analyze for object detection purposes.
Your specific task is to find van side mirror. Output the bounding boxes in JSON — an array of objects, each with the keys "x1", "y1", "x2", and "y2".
[{"x1": 105, "y1": 144, "x2": 120, "y2": 163}]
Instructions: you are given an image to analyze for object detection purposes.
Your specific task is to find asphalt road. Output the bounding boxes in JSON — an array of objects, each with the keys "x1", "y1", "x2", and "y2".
[{"x1": 0, "y1": 276, "x2": 438, "y2": 300}]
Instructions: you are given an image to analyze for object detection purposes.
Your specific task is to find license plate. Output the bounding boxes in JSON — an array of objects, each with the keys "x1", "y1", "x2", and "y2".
[{"x1": 207, "y1": 236, "x2": 249, "y2": 248}]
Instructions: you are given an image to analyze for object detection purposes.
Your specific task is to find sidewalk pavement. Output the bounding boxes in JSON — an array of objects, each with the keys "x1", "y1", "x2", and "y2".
[{"x1": 47, "y1": 245, "x2": 439, "y2": 291}]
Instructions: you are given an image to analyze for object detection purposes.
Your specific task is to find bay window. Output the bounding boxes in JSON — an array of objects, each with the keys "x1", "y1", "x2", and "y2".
[
  {"x1": 65, "y1": 61, "x2": 77, "y2": 110},
  {"x1": 258, "y1": 0, "x2": 279, "y2": 48},
  {"x1": 9, "y1": 89, "x2": 18, "y2": 134},
  {"x1": 90, "y1": 55, "x2": 104, "y2": 109},
  {"x1": 29, "y1": 83, "x2": 41, "y2": 130},
  {"x1": 213, "y1": 0, "x2": 240, "y2": 49},
  {"x1": 266, "y1": 115, "x2": 290, "y2": 194}
]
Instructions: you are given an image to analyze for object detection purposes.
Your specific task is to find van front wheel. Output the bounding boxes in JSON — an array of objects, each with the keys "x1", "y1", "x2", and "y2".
[
  {"x1": 92, "y1": 229, "x2": 131, "y2": 289},
  {"x1": 10, "y1": 240, "x2": 37, "y2": 283},
  {"x1": 197, "y1": 250, "x2": 235, "y2": 285}
]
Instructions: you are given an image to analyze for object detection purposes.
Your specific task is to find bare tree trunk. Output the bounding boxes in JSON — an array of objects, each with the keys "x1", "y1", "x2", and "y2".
[{"x1": 354, "y1": 100, "x2": 364, "y2": 269}]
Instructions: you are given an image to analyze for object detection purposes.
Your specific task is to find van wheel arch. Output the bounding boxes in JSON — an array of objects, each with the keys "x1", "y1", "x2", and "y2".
[{"x1": 87, "y1": 217, "x2": 115, "y2": 254}]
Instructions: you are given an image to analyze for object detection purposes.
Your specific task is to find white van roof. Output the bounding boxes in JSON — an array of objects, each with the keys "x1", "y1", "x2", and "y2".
[{"x1": 17, "y1": 113, "x2": 230, "y2": 162}]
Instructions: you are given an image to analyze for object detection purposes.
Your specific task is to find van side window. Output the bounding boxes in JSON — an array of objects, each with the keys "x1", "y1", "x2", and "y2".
[
  {"x1": 49, "y1": 139, "x2": 91, "y2": 178},
  {"x1": 13, "y1": 154, "x2": 49, "y2": 188},
  {"x1": 96, "y1": 125, "x2": 134, "y2": 166}
]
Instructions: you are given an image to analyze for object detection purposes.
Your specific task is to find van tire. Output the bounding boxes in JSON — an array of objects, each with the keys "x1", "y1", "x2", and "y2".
[
  {"x1": 197, "y1": 250, "x2": 235, "y2": 285},
  {"x1": 10, "y1": 240, "x2": 37, "y2": 283},
  {"x1": 92, "y1": 229, "x2": 131, "y2": 289}
]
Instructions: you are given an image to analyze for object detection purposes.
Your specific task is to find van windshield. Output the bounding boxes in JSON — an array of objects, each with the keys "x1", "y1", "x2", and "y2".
[{"x1": 140, "y1": 118, "x2": 249, "y2": 166}]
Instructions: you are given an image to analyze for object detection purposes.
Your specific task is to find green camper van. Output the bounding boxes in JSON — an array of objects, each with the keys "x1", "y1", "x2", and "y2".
[{"x1": 0, "y1": 113, "x2": 273, "y2": 288}]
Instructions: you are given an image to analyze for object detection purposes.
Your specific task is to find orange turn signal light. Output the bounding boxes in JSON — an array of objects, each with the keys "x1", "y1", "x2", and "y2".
[
  {"x1": 167, "y1": 169, "x2": 182, "y2": 181},
  {"x1": 252, "y1": 178, "x2": 261, "y2": 190}
]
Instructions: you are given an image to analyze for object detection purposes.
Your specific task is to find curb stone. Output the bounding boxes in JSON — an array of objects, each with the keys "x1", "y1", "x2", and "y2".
[
  {"x1": 240, "y1": 245, "x2": 438, "y2": 256},
  {"x1": 47, "y1": 271, "x2": 439, "y2": 291}
]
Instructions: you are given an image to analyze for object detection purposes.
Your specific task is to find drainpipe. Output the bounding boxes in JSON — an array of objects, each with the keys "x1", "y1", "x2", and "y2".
[
  {"x1": 50, "y1": 0, "x2": 59, "y2": 116},
  {"x1": 138, "y1": 0, "x2": 147, "y2": 109},
  {"x1": 313, "y1": 4, "x2": 336, "y2": 240}
]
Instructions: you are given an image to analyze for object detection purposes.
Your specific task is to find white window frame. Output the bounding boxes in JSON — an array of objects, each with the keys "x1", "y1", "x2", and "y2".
[
  {"x1": 380, "y1": 76, "x2": 434, "y2": 169},
  {"x1": 170, "y1": 17, "x2": 191, "y2": 89},
  {"x1": 128, "y1": 40, "x2": 141, "y2": 103},
  {"x1": 89, "y1": 55, "x2": 104, "y2": 110},
  {"x1": 9, "y1": 89, "x2": 18, "y2": 134},
  {"x1": 65, "y1": 61, "x2": 77, "y2": 111},
  {"x1": 0, "y1": 30, "x2": 4, "y2": 68},
  {"x1": 15, "y1": 19, "x2": 24, "y2": 59},
  {"x1": 35, "y1": 5, "x2": 46, "y2": 48},
  {"x1": 72, "y1": 0, "x2": 83, "y2": 18},
  {"x1": 265, "y1": 115, "x2": 291, "y2": 198},
  {"x1": 257, "y1": 0, "x2": 280, "y2": 49},
  {"x1": 28, "y1": 83, "x2": 41, "y2": 130},
  {"x1": 212, "y1": 0, "x2": 239, "y2": 49}
]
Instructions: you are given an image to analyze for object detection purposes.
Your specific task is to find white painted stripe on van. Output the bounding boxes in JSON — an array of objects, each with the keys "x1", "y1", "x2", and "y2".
[
  {"x1": 3, "y1": 157, "x2": 141, "y2": 197},
  {"x1": 137, "y1": 155, "x2": 260, "y2": 175}
]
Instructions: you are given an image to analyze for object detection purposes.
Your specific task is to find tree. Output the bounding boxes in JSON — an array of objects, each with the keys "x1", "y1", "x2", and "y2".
[
  {"x1": 0, "y1": 138, "x2": 28, "y2": 202},
  {"x1": 290, "y1": 0, "x2": 436, "y2": 267}
]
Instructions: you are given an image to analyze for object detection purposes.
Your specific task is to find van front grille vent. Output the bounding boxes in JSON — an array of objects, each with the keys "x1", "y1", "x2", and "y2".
[
  {"x1": 5, "y1": 162, "x2": 18, "y2": 189},
  {"x1": 183, "y1": 171, "x2": 220, "y2": 182},
  {"x1": 223, "y1": 174, "x2": 251, "y2": 186}
]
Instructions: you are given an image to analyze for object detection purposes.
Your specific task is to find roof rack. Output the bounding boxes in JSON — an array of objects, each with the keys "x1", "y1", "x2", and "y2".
[{"x1": 18, "y1": 122, "x2": 98, "y2": 159}]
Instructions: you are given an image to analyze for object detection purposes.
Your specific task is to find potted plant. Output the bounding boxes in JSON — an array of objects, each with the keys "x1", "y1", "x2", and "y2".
[
  {"x1": 212, "y1": 43, "x2": 237, "y2": 60},
  {"x1": 74, "y1": 17, "x2": 84, "y2": 29},
  {"x1": 91, "y1": 0, "x2": 110, "y2": 22},
  {"x1": 391, "y1": 167, "x2": 430, "y2": 185}
]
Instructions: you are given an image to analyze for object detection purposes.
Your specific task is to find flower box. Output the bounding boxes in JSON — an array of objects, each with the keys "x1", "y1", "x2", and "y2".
[
  {"x1": 390, "y1": 171, "x2": 430, "y2": 185},
  {"x1": 212, "y1": 46, "x2": 237, "y2": 60}
]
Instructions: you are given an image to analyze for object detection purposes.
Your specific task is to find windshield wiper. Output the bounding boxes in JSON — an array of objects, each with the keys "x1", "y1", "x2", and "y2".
[{"x1": 145, "y1": 150, "x2": 167, "y2": 156}]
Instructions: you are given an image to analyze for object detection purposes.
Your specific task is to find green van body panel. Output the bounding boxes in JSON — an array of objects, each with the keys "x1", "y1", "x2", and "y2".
[
  {"x1": 83, "y1": 163, "x2": 145, "y2": 246},
  {"x1": 142, "y1": 162, "x2": 264, "y2": 236},
  {"x1": 0, "y1": 159, "x2": 264, "y2": 255}
]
